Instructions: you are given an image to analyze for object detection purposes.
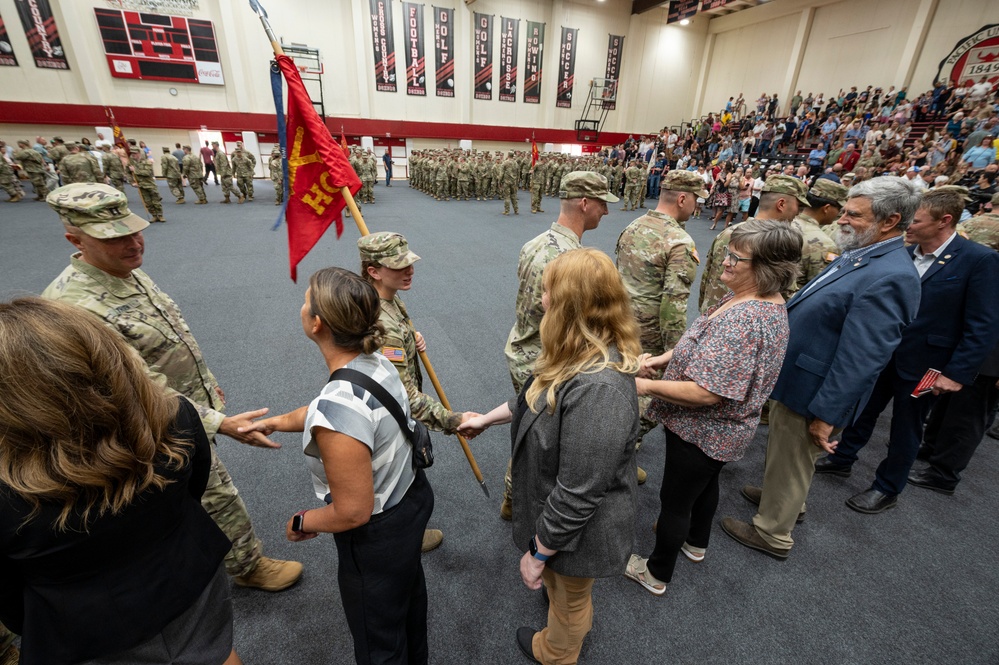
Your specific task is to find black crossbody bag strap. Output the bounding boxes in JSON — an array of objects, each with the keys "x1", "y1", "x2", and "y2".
[{"x1": 329, "y1": 368, "x2": 415, "y2": 442}]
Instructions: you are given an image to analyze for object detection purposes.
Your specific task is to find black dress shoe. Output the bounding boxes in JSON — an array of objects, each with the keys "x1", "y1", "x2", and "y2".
[
  {"x1": 516, "y1": 627, "x2": 541, "y2": 663},
  {"x1": 846, "y1": 488, "x2": 898, "y2": 514},
  {"x1": 814, "y1": 457, "x2": 852, "y2": 477},
  {"x1": 908, "y1": 468, "x2": 956, "y2": 495}
]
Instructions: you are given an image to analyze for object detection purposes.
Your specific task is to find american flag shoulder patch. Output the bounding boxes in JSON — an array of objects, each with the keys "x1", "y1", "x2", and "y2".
[{"x1": 382, "y1": 346, "x2": 406, "y2": 363}]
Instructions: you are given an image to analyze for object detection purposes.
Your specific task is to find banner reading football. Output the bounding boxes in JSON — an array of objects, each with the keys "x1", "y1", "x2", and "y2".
[
  {"x1": 402, "y1": 2, "x2": 425, "y2": 96},
  {"x1": 556, "y1": 26, "x2": 578, "y2": 109},
  {"x1": 369, "y1": 0, "x2": 397, "y2": 92},
  {"x1": 523, "y1": 21, "x2": 544, "y2": 104},
  {"x1": 603, "y1": 34, "x2": 624, "y2": 110},
  {"x1": 498, "y1": 17, "x2": 519, "y2": 102},
  {"x1": 0, "y1": 12, "x2": 17, "y2": 66},
  {"x1": 473, "y1": 12, "x2": 493, "y2": 100},
  {"x1": 433, "y1": 6, "x2": 454, "y2": 97},
  {"x1": 15, "y1": 0, "x2": 68, "y2": 70}
]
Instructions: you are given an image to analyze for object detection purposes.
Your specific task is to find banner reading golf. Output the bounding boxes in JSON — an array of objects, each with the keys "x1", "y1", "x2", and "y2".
[
  {"x1": 433, "y1": 6, "x2": 453, "y2": 97},
  {"x1": 473, "y1": 12, "x2": 493, "y2": 100}
]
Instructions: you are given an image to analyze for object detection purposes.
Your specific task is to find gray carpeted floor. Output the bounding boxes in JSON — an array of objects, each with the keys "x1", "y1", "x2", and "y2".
[{"x1": 2, "y1": 180, "x2": 998, "y2": 664}]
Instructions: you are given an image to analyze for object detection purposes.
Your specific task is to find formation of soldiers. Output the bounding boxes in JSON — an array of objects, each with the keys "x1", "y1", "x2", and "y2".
[{"x1": 348, "y1": 147, "x2": 379, "y2": 204}]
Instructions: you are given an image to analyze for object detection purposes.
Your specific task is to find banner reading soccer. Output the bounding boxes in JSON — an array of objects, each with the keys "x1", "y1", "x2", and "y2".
[
  {"x1": 402, "y1": 2, "x2": 425, "y2": 96},
  {"x1": 15, "y1": 0, "x2": 68, "y2": 70},
  {"x1": 603, "y1": 34, "x2": 624, "y2": 110},
  {"x1": 556, "y1": 26, "x2": 578, "y2": 109},
  {"x1": 433, "y1": 6, "x2": 454, "y2": 97},
  {"x1": 473, "y1": 12, "x2": 493, "y2": 100},
  {"x1": 0, "y1": 12, "x2": 17, "y2": 66},
  {"x1": 368, "y1": 0, "x2": 397, "y2": 92},
  {"x1": 498, "y1": 17, "x2": 519, "y2": 102},
  {"x1": 523, "y1": 21, "x2": 544, "y2": 104}
]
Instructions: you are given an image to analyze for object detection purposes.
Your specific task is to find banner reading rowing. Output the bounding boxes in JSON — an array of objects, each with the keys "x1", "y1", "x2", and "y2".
[{"x1": 523, "y1": 21, "x2": 544, "y2": 104}]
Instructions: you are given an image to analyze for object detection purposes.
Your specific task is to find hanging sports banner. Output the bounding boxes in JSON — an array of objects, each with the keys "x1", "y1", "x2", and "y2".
[
  {"x1": 556, "y1": 26, "x2": 577, "y2": 109},
  {"x1": 523, "y1": 21, "x2": 544, "y2": 104},
  {"x1": 937, "y1": 24, "x2": 999, "y2": 87},
  {"x1": 0, "y1": 12, "x2": 17, "y2": 66},
  {"x1": 432, "y1": 6, "x2": 453, "y2": 97},
  {"x1": 498, "y1": 17, "x2": 519, "y2": 102},
  {"x1": 667, "y1": 0, "x2": 699, "y2": 24},
  {"x1": 603, "y1": 34, "x2": 624, "y2": 110},
  {"x1": 700, "y1": 0, "x2": 734, "y2": 10},
  {"x1": 15, "y1": 0, "x2": 68, "y2": 70},
  {"x1": 473, "y1": 12, "x2": 493, "y2": 100},
  {"x1": 402, "y1": 2, "x2": 425, "y2": 96},
  {"x1": 369, "y1": 0, "x2": 397, "y2": 92}
]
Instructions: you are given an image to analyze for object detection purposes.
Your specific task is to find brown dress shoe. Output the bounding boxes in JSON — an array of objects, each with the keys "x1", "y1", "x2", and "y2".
[{"x1": 720, "y1": 517, "x2": 790, "y2": 559}]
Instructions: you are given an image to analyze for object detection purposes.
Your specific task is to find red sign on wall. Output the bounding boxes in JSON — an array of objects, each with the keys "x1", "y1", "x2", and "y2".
[{"x1": 938, "y1": 24, "x2": 999, "y2": 88}]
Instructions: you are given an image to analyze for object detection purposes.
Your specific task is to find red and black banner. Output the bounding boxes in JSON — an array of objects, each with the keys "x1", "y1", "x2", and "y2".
[
  {"x1": 473, "y1": 12, "x2": 493, "y2": 101},
  {"x1": 369, "y1": 0, "x2": 397, "y2": 92},
  {"x1": 556, "y1": 26, "x2": 577, "y2": 109},
  {"x1": 523, "y1": 21, "x2": 544, "y2": 104},
  {"x1": 0, "y1": 12, "x2": 17, "y2": 66},
  {"x1": 432, "y1": 6, "x2": 453, "y2": 97},
  {"x1": 700, "y1": 0, "x2": 734, "y2": 10},
  {"x1": 498, "y1": 17, "x2": 519, "y2": 102},
  {"x1": 15, "y1": 0, "x2": 68, "y2": 70},
  {"x1": 667, "y1": 0, "x2": 699, "y2": 24},
  {"x1": 402, "y1": 2, "x2": 425, "y2": 96},
  {"x1": 603, "y1": 34, "x2": 624, "y2": 110}
]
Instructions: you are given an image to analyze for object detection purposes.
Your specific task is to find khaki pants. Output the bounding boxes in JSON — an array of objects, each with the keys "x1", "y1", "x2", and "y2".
[
  {"x1": 533, "y1": 569, "x2": 594, "y2": 665},
  {"x1": 752, "y1": 400, "x2": 841, "y2": 550}
]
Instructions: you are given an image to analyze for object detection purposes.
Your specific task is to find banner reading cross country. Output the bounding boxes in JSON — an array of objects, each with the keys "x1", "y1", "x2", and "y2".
[
  {"x1": 498, "y1": 17, "x2": 519, "y2": 102},
  {"x1": 14, "y1": 0, "x2": 68, "y2": 70},
  {"x1": 402, "y1": 2, "x2": 426, "y2": 96},
  {"x1": 368, "y1": 0, "x2": 397, "y2": 92},
  {"x1": 523, "y1": 21, "x2": 544, "y2": 104},
  {"x1": 0, "y1": 12, "x2": 17, "y2": 66},
  {"x1": 603, "y1": 34, "x2": 624, "y2": 110},
  {"x1": 473, "y1": 12, "x2": 493, "y2": 100},
  {"x1": 556, "y1": 26, "x2": 578, "y2": 109},
  {"x1": 433, "y1": 6, "x2": 454, "y2": 97}
]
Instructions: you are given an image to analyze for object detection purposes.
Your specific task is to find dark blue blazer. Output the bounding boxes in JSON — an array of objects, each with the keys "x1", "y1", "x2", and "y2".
[
  {"x1": 893, "y1": 234, "x2": 999, "y2": 384},
  {"x1": 770, "y1": 236, "x2": 921, "y2": 427}
]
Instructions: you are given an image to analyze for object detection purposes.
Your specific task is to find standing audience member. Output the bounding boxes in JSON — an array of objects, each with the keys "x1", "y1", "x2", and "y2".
[
  {"x1": 201, "y1": 141, "x2": 219, "y2": 185},
  {"x1": 461, "y1": 248, "x2": 641, "y2": 665}
]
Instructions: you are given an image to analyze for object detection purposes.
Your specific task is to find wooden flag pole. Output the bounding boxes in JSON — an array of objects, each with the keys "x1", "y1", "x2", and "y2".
[{"x1": 253, "y1": 2, "x2": 488, "y2": 497}]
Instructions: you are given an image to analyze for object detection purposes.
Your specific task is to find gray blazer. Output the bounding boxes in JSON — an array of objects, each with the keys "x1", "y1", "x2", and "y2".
[{"x1": 510, "y1": 356, "x2": 639, "y2": 579}]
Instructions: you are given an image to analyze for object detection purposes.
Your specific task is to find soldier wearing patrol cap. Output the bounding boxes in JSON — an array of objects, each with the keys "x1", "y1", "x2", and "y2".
[
  {"x1": 128, "y1": 146, "x2": 166, "y2": 222},
  {"x1": 793, "y1": 178, "x2": 846, "y2": 291},
  {"x1": 41, "y1": 183, "x2": 304, "y2": 593},
  {"x1": 58, "y1": 142, "x2": 101, "y2": 185},
  {"x1": 359, "y1": 231, "x2": 476, "y2": 552},
  {"x1": 161, "y1": 146, "x2": 185, "y2": 204},
  {"x1": 616, "y1": 169, "x2": 703, "y2": 482},
  {"x1": 181, "y1": 145, "x2": 207, "y2": 205},
  {"x1": 699, "y1": 174, "x2": 810, "y2": 312},
  {"x1": 499, "y1": 171, "x2": 617, "y2": 518},
  {"x1": 269, "y1": 146, "x2": 283, "y2": 206}
]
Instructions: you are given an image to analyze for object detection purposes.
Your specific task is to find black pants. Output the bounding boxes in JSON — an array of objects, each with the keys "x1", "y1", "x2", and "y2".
[
  {"x1": 334, "y1": 469, "x2": 434, "y2": 665},
  {"x1": 647, "y1": 428, "x2": 725, "y2": 584},
  {"x1": 203, "y1": 163, "x2": 218, "y2": 183},
  {"x1": 919, "y1": 373, "x2": 999, "y2": 488}
]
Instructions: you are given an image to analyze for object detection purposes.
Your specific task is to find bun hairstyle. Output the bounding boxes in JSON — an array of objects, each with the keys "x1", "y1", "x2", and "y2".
[{"x1": 308, "y1": 267, "x2": 385, "y2": 354}]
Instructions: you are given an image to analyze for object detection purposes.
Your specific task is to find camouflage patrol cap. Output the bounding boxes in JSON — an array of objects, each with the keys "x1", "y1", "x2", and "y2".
[
  {"x1": 559, "y1": 171, "x2": 620, "y2": 203},
  {"x1": 357, "y1": 232, "x2": 421, "y2": 269},
  {"x1": 64, "y1": 142, "x2": 78, "y2": 149},
  {"x1": 809, "y1": 178, "x2": 848, "y2": 206},
  {"x1": 47, "y1": 184, "x2": 149, "y2": 239},
  {"x1": 129, "y1": 147, "x2": 140, "y2": 153},
  {"x1": 992, "y1": 191, "x2": 999, "y2": 206},
  {"x1": 162, "y1": 146, "x2": 170, "y2": 152},
  {"x1": 762, "y1": 174, "x2": 810, "y2": 206},
  {"x1": 662, "y1": 170, "x2": 709, "y2": 198},
  {"x1": 52, "y1": 136, "x2": 64, "y2": 143}
]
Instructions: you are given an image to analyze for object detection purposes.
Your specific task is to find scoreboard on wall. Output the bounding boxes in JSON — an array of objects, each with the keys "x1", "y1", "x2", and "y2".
[{"x1": 93, "y1": 8, "x2": 224, "y2": 85}]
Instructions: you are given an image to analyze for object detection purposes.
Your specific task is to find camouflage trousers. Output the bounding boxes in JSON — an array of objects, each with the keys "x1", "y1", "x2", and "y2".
[
  {"x1": 26, "y1": 171, "x2": 49, "y2": 199},
  {"x1": 205, "y1": 445, "x2": 263, "y2": 577},
  {"x1": 531, "y1": 185, "x2": 544, "y2": 212},
  {"x1": 457, "y1": 180, "x2": 471, "y2": 199},
  {"x1": 137, "y1": 184, "x2": 163, "y2": 218},
  {"x1": 502, "y1": 182, "x2": 519, "y2": 214},
  {"x1": 362, "y1": 180, "x2": 374, "y2": 203},
  {"x1": 478, "y1": 178, "x2": 492, "y2": 199},
  {"x1": 109, "y1": 176, "x2": 127, "y2": 193},
  {"x1": 0, "y1": 174, "x2": 17, "y2": 197},
  {"x1": 435, "y1": 180, "x2": 449, "y2": 200},
  {"x1": 236, "y1": 175, "x2": 253, "y2": 199},
  {"x1": 272, "y1": 177, "x2": 283, "y2": 203},
  {"x1": 623, "y1": 185, "x2": 640, "y2": 210},
  {"x1": 189, "y1": 177, "x2": 207, "y2": 203},
  {"x1": 167, "y1": 177, "x2": 185, "y2": 201},
  {"x1": 220, "y1": 174, "x2": 234, "y2": 199}
]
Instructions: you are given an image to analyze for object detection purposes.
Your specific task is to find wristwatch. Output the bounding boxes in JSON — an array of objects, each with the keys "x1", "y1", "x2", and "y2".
[{"x1": 529, "y1": 536, "x2": 550, "y2": 562}]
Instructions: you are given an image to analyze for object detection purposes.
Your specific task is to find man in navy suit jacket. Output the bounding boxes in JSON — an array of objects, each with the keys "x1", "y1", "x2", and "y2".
[
  {"x1": 815, "y1": 187, "x2": 999, "y2": 511},
  {"x1": 722, "y1": 177, "x2": 922, "y2": 558}
]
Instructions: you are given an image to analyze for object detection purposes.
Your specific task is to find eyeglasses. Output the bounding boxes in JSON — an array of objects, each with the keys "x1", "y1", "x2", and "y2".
[{"x1": 724, "y1": 250, "x2": 752, "y2": 265}]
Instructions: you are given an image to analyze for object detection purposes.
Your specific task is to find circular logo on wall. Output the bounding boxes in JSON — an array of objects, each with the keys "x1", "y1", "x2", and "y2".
[{"x1": 936, "y1": 23, "x2": 999, "y2": 87}]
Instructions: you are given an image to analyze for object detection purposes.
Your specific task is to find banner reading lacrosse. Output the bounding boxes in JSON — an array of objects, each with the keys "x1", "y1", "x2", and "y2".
[
  {"x1": 368, "y1": 0, "x2": 397, "y2": 92},
  {"x1": 523, "y1": 21, "x2": 544, "y2": 104},
  {"x1": 473, "y1": 12, "x2": 493, "y2": 100},
  {"x1": 402, "y1": 2, "x2": 425, "y2": 96},
  {"x1": 556, "y1": 26, "x2": 577, "y2": 109},
  {"x1": 15, "y1": 0, "x2": 68, "y2": 70},
  {"x1": 498, "y1": 17, "x2": 519, "y2": 102},
  {"x1": 433, "y1": 6, "x2": 453, "y2": 97},
  {"x1": 0, "y1": 12, "x2": 17, "y2": 66}
]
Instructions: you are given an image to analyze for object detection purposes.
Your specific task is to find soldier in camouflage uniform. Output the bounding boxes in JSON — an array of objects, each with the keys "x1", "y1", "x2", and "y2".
[
  {"x1": 622, "y1": 160, "x2": 644, "y2": 211},
  {"x1": 0, "y1": 151, "x2": 21, "y2": 202},
  {"x1": 792, "y1": 179, "x2": 846, "y2": 291},
  {"x1": 160, "y1": 146, "x2": 185, "y2": 203},
  {"x1": 181, "y1": 145, "x2": 207, "y2": 204},
  {"x1": 456, "y1": 156, "x2": 471, "y2": 200},
  {"x1": 14, "y1": 139, "x2": 49, "y2": 200},
  {"x1": 501, "y1": 151, "x2": 520, "y2": 215},
  {"x1": 616, "y1": 170, "x2": 703, "y2": 478},
  {"x1": 41, "y1": 183, "x2": 303, "y2": 592},
  {"x1": 213, "y1": 141, "x2": 235, "y2": 204},
  {"x1": 699, "y1": 174, "x2": 809, "y2": 312},
  {"x1": 500, "y1": 171, "x2": 618, "y2": 518},
  {"x1": 435, "y1": 158, "x2": 449, "y2": 201},
  {"x1": 59, "y1": 143, "x2": 101, "y2": 184},
  {"x1": 47, "y1": 136, "x2": 69, "y2": 182},
  {"x1": 358, "y1": 232, "x2": 473, "y2": 552},
  {"x1": 102, "y1": 145, "x2": 128, "y2": 192},
  {"x1": 364, "y1": 150, "x2": 379, "y2": 203},
  {"x1": 231, "y1": 144, "x2": 255, "y2": 202},
  {"x1": 128, "y1": 147, "x2": 165, "y2": 223},
  {"x1": 269, "y1": 147, "x2": 283, "y2": 206},
  {"x1": 529, "y1": 157, "x2": 546, "y2": 213},
  {"x1": 477, "y1": 155, "x2": 491, "y2": 200},
  {"x1": 962, "y1": 192, "x2": 999, "y2": 251}
]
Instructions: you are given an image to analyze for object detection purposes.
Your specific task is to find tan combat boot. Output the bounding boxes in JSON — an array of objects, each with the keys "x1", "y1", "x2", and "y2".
[
  {"x1": 233, "y1": 556, "x2": 303, "y2": 592},
  {"x1": 421, "y1": 529, "x2": 443, "y2": 553}
]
